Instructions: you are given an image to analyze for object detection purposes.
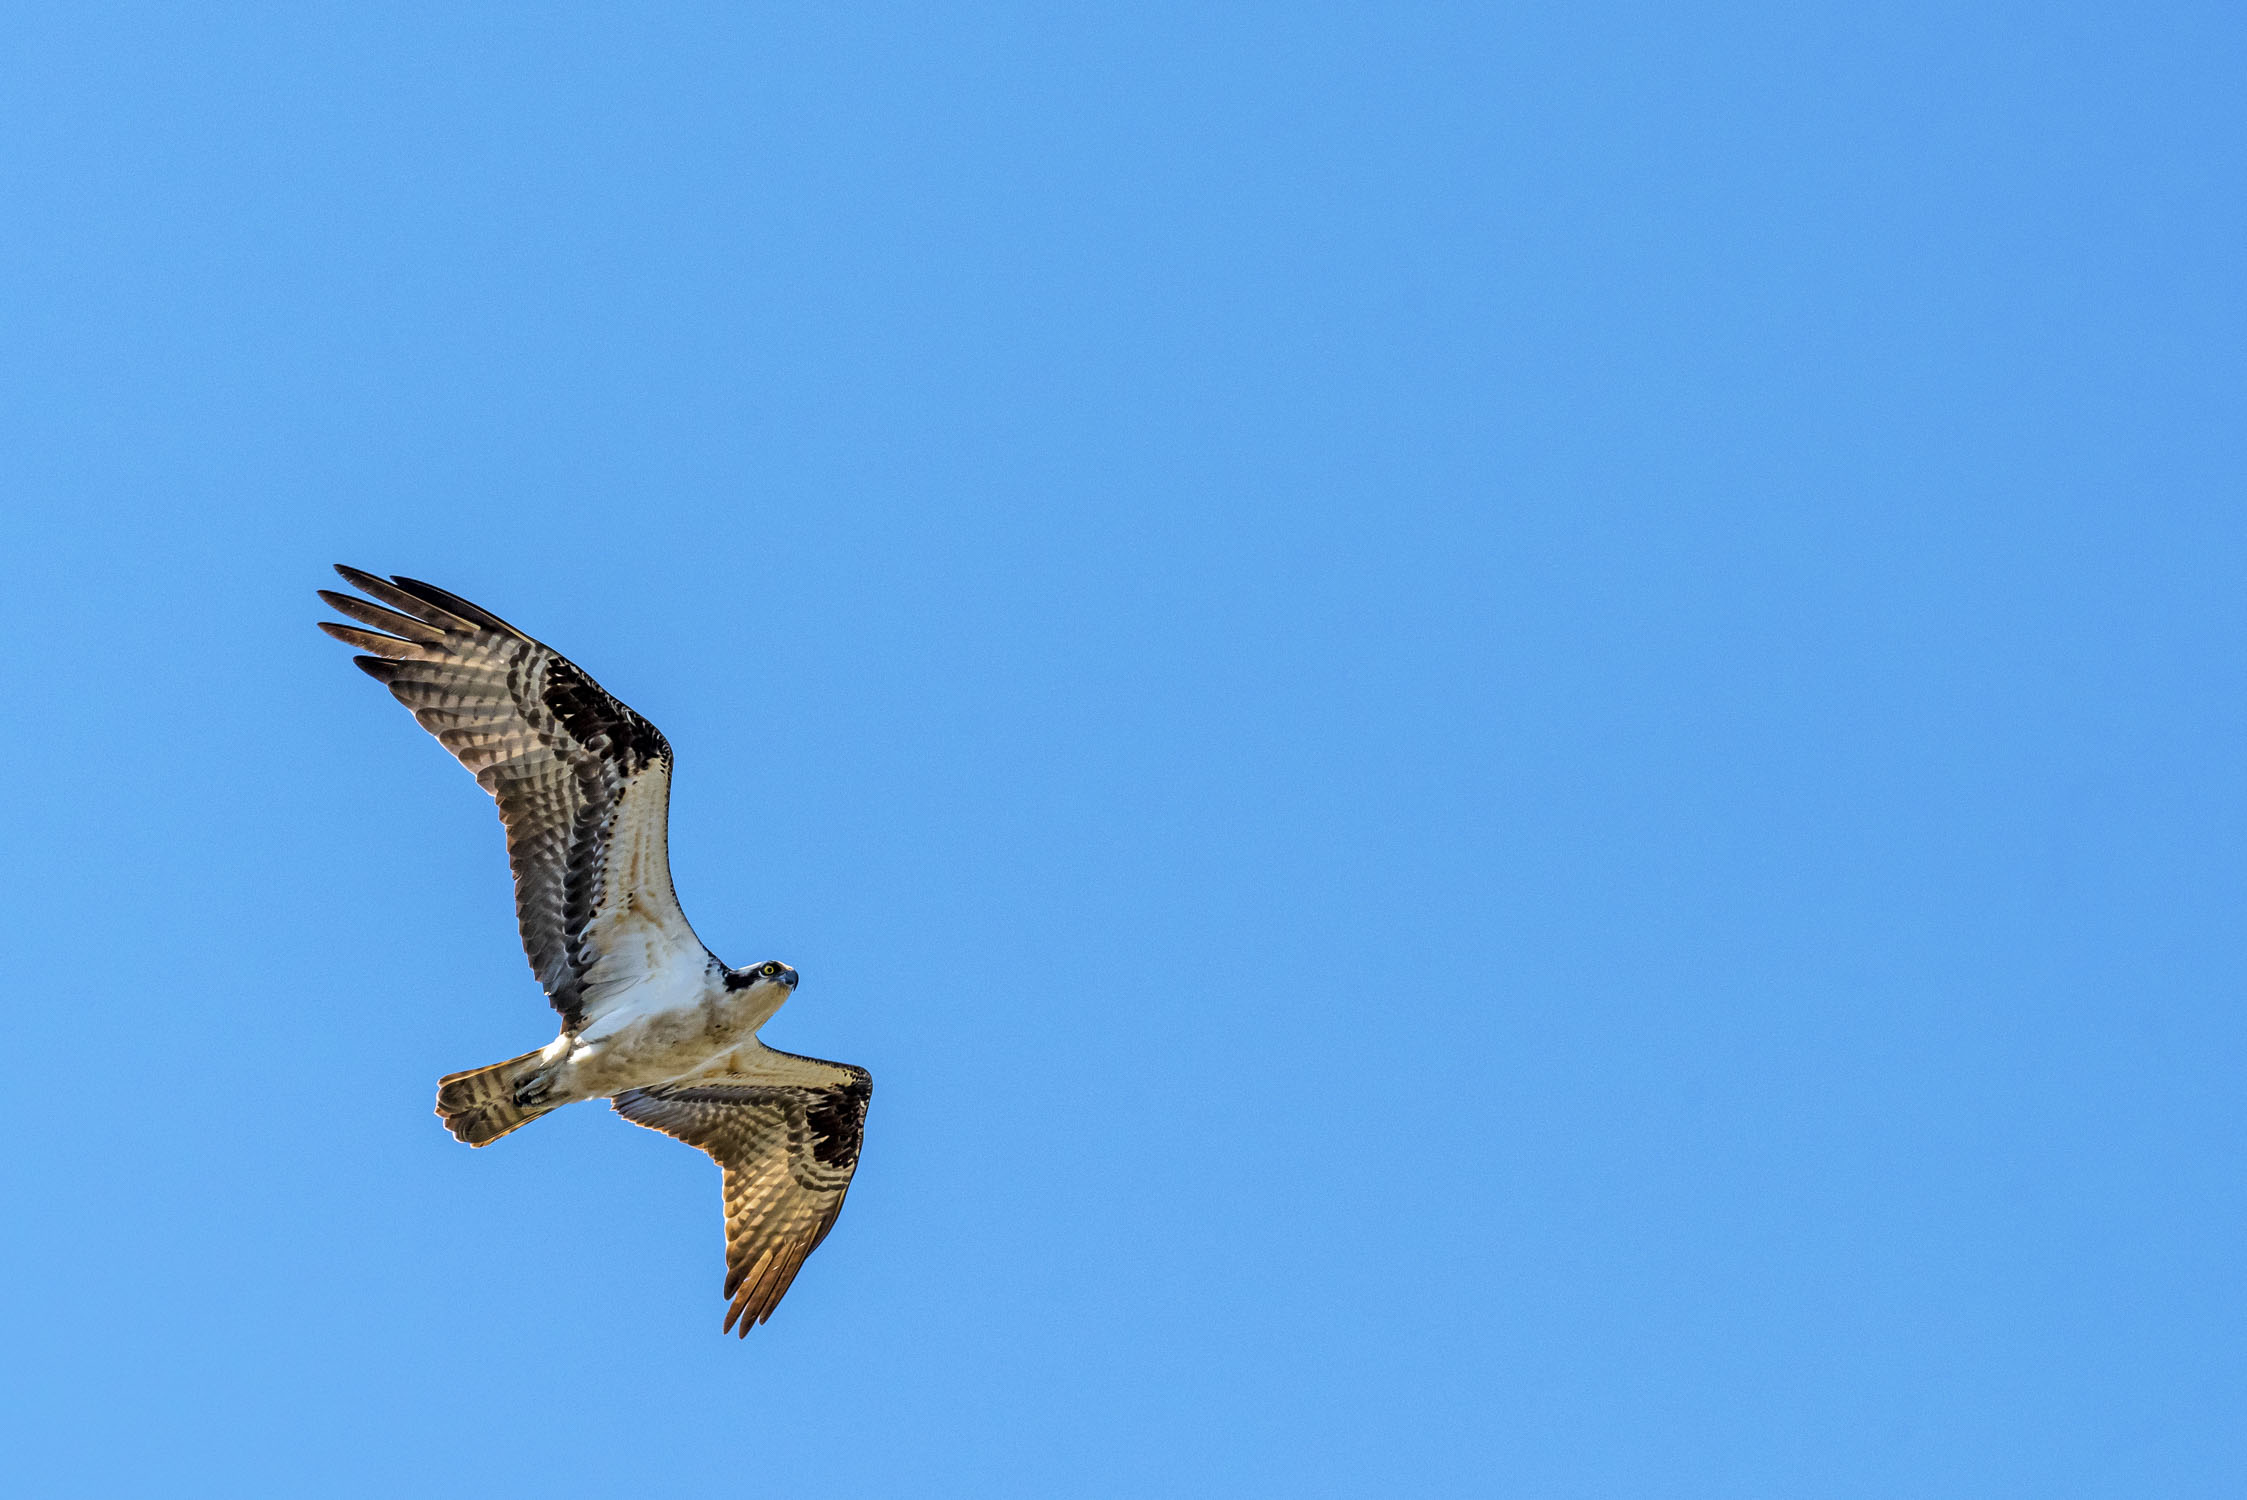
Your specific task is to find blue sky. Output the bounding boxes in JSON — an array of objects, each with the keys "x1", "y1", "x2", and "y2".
[{"x1": 4, "y1": 3, "x2": 2244, "y2": 1495}]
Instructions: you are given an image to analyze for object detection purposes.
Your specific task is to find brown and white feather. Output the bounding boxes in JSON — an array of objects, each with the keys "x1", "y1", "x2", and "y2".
[
  {"x1": 613, "y1": 1048, "x2": 873, "y2": 1333},
  {"x1": 318, "y1": 566, "x2": 702, "y2": 1031}
]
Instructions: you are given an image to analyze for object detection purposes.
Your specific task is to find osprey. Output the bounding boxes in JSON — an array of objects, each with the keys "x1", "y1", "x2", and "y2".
[{"x1": 318, "y1": 566, "x2": 869, "y2": 1334}]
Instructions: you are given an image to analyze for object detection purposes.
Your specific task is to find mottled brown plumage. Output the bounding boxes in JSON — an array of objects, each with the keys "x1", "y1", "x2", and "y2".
[
  {"x1": 615, "y1": 1061, "x2": 874, "y2": 1333},
  {"x1": 318, "y1": 566, "x2": 681, "y2": 1031}
]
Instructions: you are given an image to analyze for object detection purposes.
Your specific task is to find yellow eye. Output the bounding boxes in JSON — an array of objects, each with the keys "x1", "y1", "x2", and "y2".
[{"x1": 761, "y1": 963, "x2": 779, "y2": 977}]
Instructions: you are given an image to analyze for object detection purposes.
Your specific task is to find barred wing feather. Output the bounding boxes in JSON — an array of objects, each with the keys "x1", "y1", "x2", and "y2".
[
  {"x1": 317, "y1": 565, "x2": 702, "y2": 1031},
  {"x1": 613, "y1": 1050, "x2": 872, "y2": 1332}
]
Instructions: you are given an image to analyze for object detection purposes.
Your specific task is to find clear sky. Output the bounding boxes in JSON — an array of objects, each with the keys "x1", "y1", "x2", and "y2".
[{"x1": 4, "y1": 4, "x2": 2243, "y2": 1496}]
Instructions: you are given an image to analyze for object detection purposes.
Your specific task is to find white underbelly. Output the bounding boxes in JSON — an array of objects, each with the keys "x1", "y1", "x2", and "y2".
[{"x1": 556, "y1": 1009, "x2": 733, "y2": 1097}]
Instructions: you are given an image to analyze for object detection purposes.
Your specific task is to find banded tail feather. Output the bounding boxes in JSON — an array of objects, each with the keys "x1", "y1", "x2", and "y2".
[{"x1": 435, "y1": 1049, "x2": 555, "y2": 1146}]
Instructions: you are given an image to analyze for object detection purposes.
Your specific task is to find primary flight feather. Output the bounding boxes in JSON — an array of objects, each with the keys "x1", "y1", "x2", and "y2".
[{"x1": 318, "y1": 566, "x2": 869, "y2": 1334}]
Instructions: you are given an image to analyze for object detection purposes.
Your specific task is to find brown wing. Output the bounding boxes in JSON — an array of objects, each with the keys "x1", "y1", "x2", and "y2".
[
  {"x1": 613, "y1": 1053, "x2": 872, "y2": 1334},
  {"x1": 317, "y1": 566, "x2": 703, "y2": 1031}
]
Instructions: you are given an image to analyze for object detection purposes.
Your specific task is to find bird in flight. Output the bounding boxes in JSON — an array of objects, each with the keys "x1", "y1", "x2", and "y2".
[{"x1": 318, "y1": 566, "x2": 870, "y2": 1334}]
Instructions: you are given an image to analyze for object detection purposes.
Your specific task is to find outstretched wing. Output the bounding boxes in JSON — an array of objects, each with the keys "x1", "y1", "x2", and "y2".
[
  {"x1": 614, "y1": 1048, "x2": 872, "y2": 1333},
  {"x1": 318, "y1": 565, "x2": 702, "y2": 1032}
]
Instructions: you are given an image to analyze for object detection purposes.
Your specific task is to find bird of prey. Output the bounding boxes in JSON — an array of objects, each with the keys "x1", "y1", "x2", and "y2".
[{"x1": 318, "y1": 566, "x2": 870, "y2": 1334}]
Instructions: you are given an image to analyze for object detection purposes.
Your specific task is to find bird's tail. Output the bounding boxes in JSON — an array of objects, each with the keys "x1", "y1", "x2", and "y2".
[{"x1": 435, "y1": 1049, "x2": 556, "y2": 1146}]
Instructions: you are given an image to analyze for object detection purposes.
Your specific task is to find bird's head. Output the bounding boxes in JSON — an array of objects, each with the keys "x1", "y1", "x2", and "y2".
[
  {"x1": 725, "y1": 960, "x2": 800, "y2": 997},
  {"x1": 718, "y1": 959, "x2": 800, "y2": 1034}
]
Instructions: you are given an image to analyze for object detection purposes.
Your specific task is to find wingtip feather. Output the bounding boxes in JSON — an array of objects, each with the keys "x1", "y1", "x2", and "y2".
[
  {"x1": 387, "y1": 574, "x2": 518, "y2": 635},
  {"x1": 317, "y1": 590, "x2": 448, "y2": 643},
  {"x1": 332, "y1": 563, "x2": 384, "y2": 590},
  {"x1": 324, "y1": 567, "x2": 486, "y2": 633},
  {"x1": 318, "y1": 619, "x2": 419, "y2": 654}
]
